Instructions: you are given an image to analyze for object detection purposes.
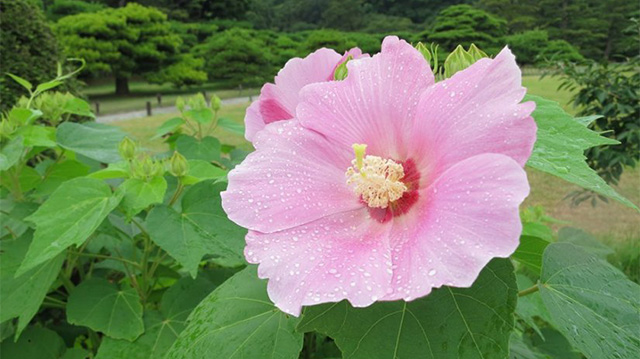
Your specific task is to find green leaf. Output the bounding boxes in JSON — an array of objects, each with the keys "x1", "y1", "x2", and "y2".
[
  {"x1": 56, "y1": 122, "x2": 126, "y2": 163},
  {"x1": 298, "y1": 258, "x2": 517, "y2": 359},
  {"x1": 61, "y1": 348, "x2": 91, "y2": 359},
  {"x1": 66, "y1": 278, "x2": 144, "y2": 341},
  {"x1": 509, "y1": 333, "x2": 547, "y2": 359},
  {"x1": 16, "y1": 125, "x2": 57, "y2": 148},
  {"x1": 175, "y1": 135, "x2": 220, "y2": 162},
  {"x1": 526, "y1": 95, "x2": 637, "y2": 210},
  {"x1": 0, "y1": 200, "x2": 38, "y2": 239},
  {"x1": 16, "y1": 177, "x2": 122, "y2": 276},
  {"x1": 539, "y1": 242, "x2": 640, "y2": 359},
  {"x1": 529, "y1": 327, "x2": 582, "y2": 359},
  {"x1": 217, "y1": 117, "x2": 245, "y2": 136},
  {"x1": 0, "y1": 232, "x2": 65, "y2": 336},
  {"x1": 146, "y1": 180, "x2": 245, "y2": 277},
  {"x1": 512, "y1": 235, "x2": 550, "y2": 274},
  {"x1": 0, "y1": 327, "x2": 65, "y2": 359},
  {"x1": 96, "y1": 276, "x2": 218, "y2": 359},
  {"x1": 35, "y1": 80, "x2": 63, "y2": 93},
  {"x1": 521, "y1": 222, "x2": 554, "y2": 242},
  {"x1": 0, "y1": 135, "x2": 24, "y2": 171},
  {"x1": 515, "y1": 275, "x2": 551, "y2": 338},
  {"x1": 117, "y1": 177, "x2": 167, "y2": 219},
  {"x1": 182, "y1": 159, "x2": 227, "y2": 185},
  {"x1": 62, "y1": 98, "x2": 95, "y2": 119},
  {"x1": 184, "y1": 108, "x2": 214, "y2": 124},
  {"x1": 9, "y1": 108, "x2": 42, "y2": 125},
  {"x1": 33, "y1": 159, "x2": 90, "y2": 197},
  {"x1": 153, "y1": 117, "x2": 185, "y2": 139},
  {"x1": 6, "y1": 73, "x2": 33, "y2": 91},
  {"x1": 166, "y1": 267, "x2": 304, "y2": 359},
  {"x1": 557, "y1": 227, "x2": 614, "y2": 258},
  {"x1": 88, "y1": 161, "x2": 130, "y2": 180}
]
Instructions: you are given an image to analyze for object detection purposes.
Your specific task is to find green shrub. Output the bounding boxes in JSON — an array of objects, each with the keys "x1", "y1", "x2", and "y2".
[
  {"x1": 505, "y1": 30, "x2": 584, "y2": 65},
  {"x1": 0, "y1": 0, "x2": 60, "y2": 111},
  {"x1": 46, "y1": 0, "x2": 105, "y2": 21},
  {"x1": 426, "y1": 4, "x2": 507, "y2": 54}
]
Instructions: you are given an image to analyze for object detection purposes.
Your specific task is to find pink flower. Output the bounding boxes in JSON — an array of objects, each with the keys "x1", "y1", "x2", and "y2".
[
  {"x1": 222, "y1": 36, "x2": 536, "y2": 316},
  {"x1": 244, "y1": 47, "x2": 367, "y2": 141}
]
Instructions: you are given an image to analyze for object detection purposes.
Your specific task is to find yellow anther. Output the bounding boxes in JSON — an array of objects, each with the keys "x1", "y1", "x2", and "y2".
[{"x1": 346, "y1": 144, "x2": 407, "y2": 209}]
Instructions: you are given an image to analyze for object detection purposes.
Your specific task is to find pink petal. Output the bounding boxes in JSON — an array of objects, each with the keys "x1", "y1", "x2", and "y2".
[
  {"x1": 222, "y1": 120, "x2": 362, "y2": 234},
  {"x1": 411, "y1": 47, "x2": 536, "y2": 180},
  {"x1": 297, "y1": 36, "x2": 434, "y2": 158},
  {"x1": 244, "y1": 48, "x2": 343, "y2": 141},
  {"x1": 245, "y1": 208, "x2": 393, "y2": 316},
  {"x1": 384, "y1": 153, "x2": 529, "y2": 301}
]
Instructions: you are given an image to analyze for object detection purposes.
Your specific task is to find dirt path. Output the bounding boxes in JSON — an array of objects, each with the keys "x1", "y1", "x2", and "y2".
[{"x1": 96, "y1": 96, "x2": 253, "y2": 123}]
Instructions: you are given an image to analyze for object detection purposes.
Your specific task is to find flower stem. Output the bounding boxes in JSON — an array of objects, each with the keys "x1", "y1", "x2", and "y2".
[{"x1": 518, "y1": 284, "x2": 540, "y2": 297}]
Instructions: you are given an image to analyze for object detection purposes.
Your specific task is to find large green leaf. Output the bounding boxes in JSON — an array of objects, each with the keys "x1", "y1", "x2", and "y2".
[
  {"x1": 66, "y1": 278, "x2": 144, "y2": 341},
  {"x1": 16, "y1": 125, "x2": 57, "y2": 148},
  {"x1": 0, "y1": 232, "x2": 64, "y2": 335},
  {"x1": 16, "y1": 177, "x2": 122, "y2": 276},
  {"x1": 512, "y1": 235, "x2": 550, "y2": 274},
  {"x1": 217, "y1": 117, "x2": 245, "y2": 136},
  {"x1": 56, "y1": 122, "x2": 126, "y2": 163},
  {"x1": 182, "y1": 159, "x2": 227, "y2": 185},
  {"x1": 0, "y1": 135, "x2": 24, "y2": 171},
  {"x1": 526, "y1": 95, "x2": 637, "y2": 210},
  {"x1": 117, "y1": 177, "x2": 167, "y2": 219},
  {"x1": 539, "y1": 242, "x2": 640, "y2": 359},
  {"x1": 153, "y1": 117, "x2": 185, "y2": 139},
  {"x1": 95, "y1": 275, "x2": 218, "y2": 359},
  {"x1": 166, "y1": 267, "x2": 304, "y2": 359},
  {"x1": 175, "y1": 135, "x2": 220, "y2": 162},
  {"x1": 146, "y1": 180, "x2": 245, "y2": 277},
  {"x1": 298, "y1": 258, "x2": 517, "y2": 359},
  {"x1": 557, "y1": 227, "x2": 613, "y2": 258},
  {"x1": 33, "y1": 159, "x2": 90, "y2": 197},
  {"x1": 0, "y1": 327, "x2": 66, "y2": 359}
]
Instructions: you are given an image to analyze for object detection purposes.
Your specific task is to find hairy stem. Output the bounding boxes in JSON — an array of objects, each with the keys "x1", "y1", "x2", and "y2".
[{"x1": 518, "y1": 284, "x2": 540, "y2": 297}]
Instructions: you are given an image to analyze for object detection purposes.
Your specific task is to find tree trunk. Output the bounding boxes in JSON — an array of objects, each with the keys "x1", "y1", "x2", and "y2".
[{"x1": 115, "y1": 77, "x2": 130, "y2": 95}]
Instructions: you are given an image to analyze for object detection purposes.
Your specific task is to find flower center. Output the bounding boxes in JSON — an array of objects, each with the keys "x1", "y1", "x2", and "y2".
[{"x1": 345, "y1": 144, "x2": 408, "y2": 208}]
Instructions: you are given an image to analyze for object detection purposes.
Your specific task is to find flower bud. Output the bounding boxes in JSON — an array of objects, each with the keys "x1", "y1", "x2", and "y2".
[
  {"x1": 211, "y1": 94, "x2": 222, "y2": 112},
  {"x1": 118, "y1": 137, "x2": 136, "y2": 160},
  {"x1": 176, "y1": 97, "x2": 186, "y2": 112},
  {"x1": 168, "y1": 151, "x2": 189, "y2": 178},
  {"x1": 443, "y1": 44, "x2": 488, "y2": 78},
  {"x1": 333, "y1": 55, "x2": 353, "y2": 81}
]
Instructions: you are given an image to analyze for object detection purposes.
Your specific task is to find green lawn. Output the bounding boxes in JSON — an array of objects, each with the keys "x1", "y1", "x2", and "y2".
[
  {"x1": 85, "y1": 79, "x2": 259, "y2": 115},
  {"x1": 113, "y1": 74, "x2": 640, "y2": 242}
]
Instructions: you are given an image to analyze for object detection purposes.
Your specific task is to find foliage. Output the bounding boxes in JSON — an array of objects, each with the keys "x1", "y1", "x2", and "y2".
[
  {"x1": 195, "y1": 28, "x2": 274, "y2": 87},
  {"x1": 0, "y1": 0, "x2": 60, "y2": 111},
  {"x1": 46, "y1": 0, "x2": 105, "y2": 21},
  {"x1": 425, "y1": 4, "x2": 507, "y2": 54},
  {"x1": 1, "y1": 43, "x2": 639, "y2": 359},
  {"x1": 555, "y1": 58, "x2": 640, "y2": 204},
  {"x1": 505, "y1": 30, "x2": 584, "y2": 65},
  {"x1": 55, "y1": 3, "x2": 200, "y2": 93}
]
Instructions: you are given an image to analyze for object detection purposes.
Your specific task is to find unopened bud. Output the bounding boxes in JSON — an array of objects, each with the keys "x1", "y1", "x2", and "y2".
[
  {"x1": 176, "y1": 97, "x2": 186, "y2": 112},
  {"x1": 211, "y1": 95, "x2": 222, "y2": 112},
  {"x1": 333, "y1": 55, "x2": 353, "y2": 81},
  {"x1": 118, "y1": 137, "x2": 136, "y2": 160},
  {"x1": 443, "y1": 44, "x2": 488, "y2": 78},
  {"x1": 168, "y1": 151, "x2": 189, "y2": 178}
]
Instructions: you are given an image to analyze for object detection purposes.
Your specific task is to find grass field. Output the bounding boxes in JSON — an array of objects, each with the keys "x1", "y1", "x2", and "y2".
[
  {"x1": 85, "y1": 79, "x2": 259, "y2": 115},
  {"x1": 113, "y1": 75, "x2": 640, "y2": 243}
]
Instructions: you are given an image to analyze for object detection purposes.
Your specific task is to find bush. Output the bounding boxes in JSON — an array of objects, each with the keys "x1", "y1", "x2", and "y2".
[
  {"x1": 196, "y1": 28, "x2": 274, "y2": 87},
  {"x1": 0, "y1": 0, "x2": 60, "y2": 111},
  {"x1": 426, "y1": 4, "x2": 507, "y2": 54},
  {"x1": 301, "y1": 29, "x2": 357, "y2": 53},
  {"x1": 46, "y1": 0, "x2": 105, "y2": 21},
  {"x1": 505, "y1": 30, "x2": 584, "y2": 65}
]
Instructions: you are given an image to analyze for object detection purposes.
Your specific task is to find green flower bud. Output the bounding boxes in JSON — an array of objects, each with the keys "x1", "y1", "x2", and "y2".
[
  {"x1": 176, "y1": 97, "x2": 186, "y2": 112},
  {"x1": 211, "y1": 94, "x2": 222, "y2": 112},
  {"x1": 118, "y1": 137, "x2": 136, "y2": 160},
  {"x1": 333, "y1": 55, "x2": 353, "y2": 81},
  {"x1": 168, "y1": 151, "x2": 189, "y2": 178},
  {"x1": 443, "y1": 44, "x2": 488, "y2": 79},
  {"x1": 415, "y1": 42, "x2": 440, "y2": 76}
]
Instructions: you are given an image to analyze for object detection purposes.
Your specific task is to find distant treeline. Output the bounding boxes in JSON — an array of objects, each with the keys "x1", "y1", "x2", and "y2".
[{"x1": 1, "y1": 0, "x2": 638, "y2": 107}]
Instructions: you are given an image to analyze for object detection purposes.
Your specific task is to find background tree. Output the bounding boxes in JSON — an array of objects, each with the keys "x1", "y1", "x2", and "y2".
[
  {"x1": 46, "y1": 0, "x2": 105, "y2": 21},
  {"x1": 0, "y1": 0, "x2": 60, "y2": 111},
  {"x1": 55, "y1": 3, "x2": 196, "y2": 94},
  {"x1": 504, "y1": 30, "x2": 584, "y2": 65},
  {"x1": 425, "y1": 4, "x2": 507, "y2": 53},
  {"x1": 322, "y1": 0, "x2": 367, "y2": 31}
]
